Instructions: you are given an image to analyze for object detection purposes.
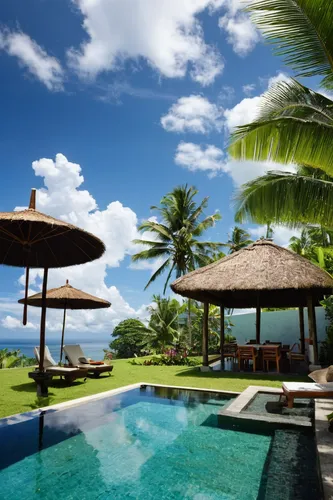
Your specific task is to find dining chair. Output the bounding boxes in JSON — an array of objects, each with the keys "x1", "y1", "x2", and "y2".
[
  {"x1": 262, "y1": 345, "x2": 281, "y2": 373},
  {"x1": 288, "y1": 343, "x2": 307, "y2": 366},
  {"x1": 238, "y1": 346, "x2": 258, "y2": 372}
]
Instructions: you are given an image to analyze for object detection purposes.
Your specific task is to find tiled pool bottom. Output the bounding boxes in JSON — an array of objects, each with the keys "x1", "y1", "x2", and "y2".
[
  {"x1": 242, "y1": 391, "x2": 314, "y2": 423},
  {"x1": 0, "y1": 386, "x2": 322, "y2": 500}
]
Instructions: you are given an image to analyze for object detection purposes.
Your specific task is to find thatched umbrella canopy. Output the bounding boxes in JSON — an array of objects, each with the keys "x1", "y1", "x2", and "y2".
[
  {"x1": 171, "y1": 239, "x2": 333, "y2": 366},
  {"x1": 0, "y1": 189, "x2": 105, "y2": 395},
  {"x1": 19, "y1": 280, "x2": 111, "y2": 363}
]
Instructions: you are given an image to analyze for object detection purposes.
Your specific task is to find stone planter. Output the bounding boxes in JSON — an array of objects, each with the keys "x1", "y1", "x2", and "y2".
[{"x1": 28, "y1": 371, "x2": 53, "y2": 397}]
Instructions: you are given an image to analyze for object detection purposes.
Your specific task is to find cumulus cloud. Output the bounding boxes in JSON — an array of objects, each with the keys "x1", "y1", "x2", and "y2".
[
  {"x1": 217, "y1": 0, "x2": 259, "y2": 56},
  {"x1": 0, "y1": 29, "x2": 63, "y2": 91},
  {"x1": 161, "y1": 95, "x2": 223, "y2": 134},
  {"x1": 68, "y1": 0, "x2": 224, "y2": 86},
  {"x1": 175, "y1": 142, "x2": 227, "y2": 175},
  {"x1": 2, "y1": 153, "x2": 155, "y2": 334},
  {"x1": 224, "y1": 96, "x2": 261, "y2": 130},
  {"x1": 219, "y1": 14, "x2": 259, "y2": 56},
  {"x1": 173, "y1": 71, "x2": 296, "y2": 183},
  {"x1": 226, "y1": 160, "x2": 296, "y2": 186},
  {"x1": 248, "y1": 226, "x2": 301, "y2": 247}
]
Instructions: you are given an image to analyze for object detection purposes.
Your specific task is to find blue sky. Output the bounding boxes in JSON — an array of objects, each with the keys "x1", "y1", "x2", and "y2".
[{"x1": 0, "y1": 0, "x2": 306, "y2": 342}]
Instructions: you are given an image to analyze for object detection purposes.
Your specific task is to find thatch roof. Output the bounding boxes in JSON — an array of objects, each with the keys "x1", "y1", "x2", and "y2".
[
  {"x1": 171, "y1": 239, "x2": 333, "y2": 308},
  {"x1": 18, "y1": 280, "x2": 111, "y2": 310},
  {"x1": 0, "y1": 205, "x2": 105, "y2": 268}
]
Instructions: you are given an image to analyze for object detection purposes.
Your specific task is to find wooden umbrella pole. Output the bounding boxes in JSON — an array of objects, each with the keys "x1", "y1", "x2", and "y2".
[
  {"x1": 23, "y1": 265, "x2": 30, "y2": 325},
  {"x1": 59, "y1": 305, "x2": 67, "y2": 365},
  {"x1": 220, "y1": 305, "x2": 225, "y2": 372},
  {"x1": 39, "y1": 268, "x2": 49, "y2": 372}
]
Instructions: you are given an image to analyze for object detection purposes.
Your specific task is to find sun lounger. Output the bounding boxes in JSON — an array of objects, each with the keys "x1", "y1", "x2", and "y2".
[
  {"x1": 63, "y1": 344, "x2": 113, "y2": 377},
  {"x1": 34, "y1": 346, "x2": 88, "y2": 384},
  {"x1": 281, "y1": 381, "x2": 333, "y2": 408}
]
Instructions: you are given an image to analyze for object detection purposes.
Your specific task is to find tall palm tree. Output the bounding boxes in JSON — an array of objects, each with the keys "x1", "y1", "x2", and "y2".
[
  {"x1": 224, "y1": 226, "x2": 253, "y2": 254},
  {"x1": 132, "y1": 185, "x2": 222, "y2": 291},
  {"x1": 229, "y1": 0, "x2": 333, "y2": 212}
]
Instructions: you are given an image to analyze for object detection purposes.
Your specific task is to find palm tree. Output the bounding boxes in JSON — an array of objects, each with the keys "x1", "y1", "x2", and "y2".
[
  {"x1": 229, "y1": 1, "x2": 333, "y2": 177},
  {"x1": 228, "y1": 1, "x2": 333, "y2": 228},
  {"x1": 289, "y1": 229, "x2": 314, "y2": 257},
  {"x1": 141, "y1": 295, "x2": 186, "y2": 352},
  {"x1": 234, "y1": 165, "x2": 333, "y2": 228},
  {"x1": 224, "y1": 226, "x2": 253, "y2": 254},
  {"x1": 132, "y1": 185, "x2": 222, "y2": 290},
  {"x1": 132, "y1": 185, "x2": 222, "y2": 344}
]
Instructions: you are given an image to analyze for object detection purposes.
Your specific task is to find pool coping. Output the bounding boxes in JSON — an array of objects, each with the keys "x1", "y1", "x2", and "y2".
[
  {"x1": 315, "y1": 399, "x2": 333, "y2": 500},
  {"x1": 0, "y1": 382, "x2": 240, "y2": 427},
  {"x1": 218, "y1": 385, "x2": 313, "y2": 427}
]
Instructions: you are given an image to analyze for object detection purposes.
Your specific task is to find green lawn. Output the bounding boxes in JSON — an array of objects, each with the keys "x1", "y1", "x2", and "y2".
[{"x1": 0, "y1": 359, "x2": 307, "y2": 419}]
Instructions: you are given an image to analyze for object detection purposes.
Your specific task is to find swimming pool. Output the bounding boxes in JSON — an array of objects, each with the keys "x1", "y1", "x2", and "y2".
[{"x1": 0, "y1": 386, "x2": 321, "y2": 499}]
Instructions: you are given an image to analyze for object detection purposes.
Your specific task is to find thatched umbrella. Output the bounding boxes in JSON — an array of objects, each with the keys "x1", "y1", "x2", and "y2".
[
  {"x1": 171, "y1": 239, "x2": 333, "y2": 366},
  {"x1": 19, "y1": 280, "x2": 111, "y2": 363},
  {"x1": 0, "y1": 189, "x2": 105, "y2": 394}
]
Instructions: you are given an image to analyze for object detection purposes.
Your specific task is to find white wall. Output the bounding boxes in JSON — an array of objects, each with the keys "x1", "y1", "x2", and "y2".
[{"x1": 230, "y1": 307, "x2": 327, "y2": 346}]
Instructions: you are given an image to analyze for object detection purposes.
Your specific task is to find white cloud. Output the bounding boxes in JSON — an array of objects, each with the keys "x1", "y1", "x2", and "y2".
[
  {"x1": 2, "y1": 315, "x2": 37, "y2": 330},
  {"x1": 224, "y1": 95, "x2": 261, "y2": 130},
  {"x1": 242, "y1": 83, "x2": 256, "y2": 96},
  {"x1": 0, "y1": 29, "x2": 63, "y2": 91},
  {"x1": 68, "y1": 0, "x2": 224, "y2": 86},
  {"x1": 2, "y1": 153, "x2": 157, "y2": 335},
  {"x1": 218, "y1": 4, "x2": 259, "y2": 57},
  {"x1": 175, "y1": 142, "x2": 227, "y2": 175},
  {"x1": 161, "y1": 95, "x2": 223, "y2": 134},
  {"x1": 224, "y1": 73, "x2": 290, "y2": 131},
  {"x1": 226, "y1": 160, "x2": 297, "y2": 186},
  {"x1": 267, "y1": 71, "x2": 290, "y2": 88},
  {"x1": 248, "y1": 225, "x2": 301, "y2": 247}
]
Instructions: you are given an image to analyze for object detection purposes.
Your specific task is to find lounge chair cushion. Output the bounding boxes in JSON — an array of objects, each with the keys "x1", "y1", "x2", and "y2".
[
  {"x1": 78, "y1": 356, "x2": 90, "y2": 364},
  {"x1": 283, "y1": 382, "x2": 333, "y2": 393},
  {"x1": 327, "y1": 366, "x2": 333, "y2": 382},
  {"x1": 309, "y1": 365, "x2": 333, "y2": 384}
]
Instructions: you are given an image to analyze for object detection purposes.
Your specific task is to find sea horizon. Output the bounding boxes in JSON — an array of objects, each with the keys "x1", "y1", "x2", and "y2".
[{"x1": 0, "y1": 339, "x2": 110, "y2": 363}]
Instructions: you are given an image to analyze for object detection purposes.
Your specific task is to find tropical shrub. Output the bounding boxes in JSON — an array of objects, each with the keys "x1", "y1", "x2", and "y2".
[
  {"x1": 0, "y1": 349, "x2": 35, "y2": 369},
  {"x1": 320, "y1": 297, "x2": 333, "y2": 365}
]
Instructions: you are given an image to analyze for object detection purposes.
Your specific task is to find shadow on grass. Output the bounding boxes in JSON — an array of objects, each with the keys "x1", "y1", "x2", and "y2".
[
  {"x1": 174, "y1": 367, "x2": 307, "y2": 383},
  {"x1": 11, "y1": 378, "x2": 86, "y2": 394}
]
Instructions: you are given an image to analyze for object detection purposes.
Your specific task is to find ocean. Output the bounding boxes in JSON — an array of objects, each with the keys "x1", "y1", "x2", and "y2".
[{"x1": 0, "y1": 340, "x2": 110, "y2": 363}]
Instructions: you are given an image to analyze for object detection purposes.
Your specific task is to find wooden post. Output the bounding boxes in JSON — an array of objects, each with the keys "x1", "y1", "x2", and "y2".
[
  {"x1": 220, "y1": 305, "x2": 225, "y2": 371},
  {"x1": 23, "y1": 265, "x2": 30, "y2": 325},
  {"x1": 59, "y1": 305, "x2": 67, "y2": 365},
  {"x1": 307, "y1": 294, "x2": 319, "y2": 364},
  {"x1": 256, "y1": 295, "x2": 261, "y2": 344},
  {"x1": 298, "y1": 307, "x2": 305, "y2": 354},
  {"x1": 39, "y1": 268, "x2": 49, "y2": 372},
  {"x1": 202, "y1": 302, "x2": 209, "y2": 366}
]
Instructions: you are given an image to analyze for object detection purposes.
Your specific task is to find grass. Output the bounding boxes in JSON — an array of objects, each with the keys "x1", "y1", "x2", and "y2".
[{"x1": 0, "y1": 359, "x2": 307, "y2": 419}]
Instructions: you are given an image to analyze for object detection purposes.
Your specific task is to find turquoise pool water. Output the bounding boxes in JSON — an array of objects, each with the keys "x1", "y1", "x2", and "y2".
[{"x1": 0, "y1": 387, "x2": 321, "y2": 499}]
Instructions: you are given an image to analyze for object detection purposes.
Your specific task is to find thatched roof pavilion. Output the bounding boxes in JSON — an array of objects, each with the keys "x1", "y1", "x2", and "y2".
[{"x1": 171, "y1": 240, "x2": 333, "y2": 367}]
